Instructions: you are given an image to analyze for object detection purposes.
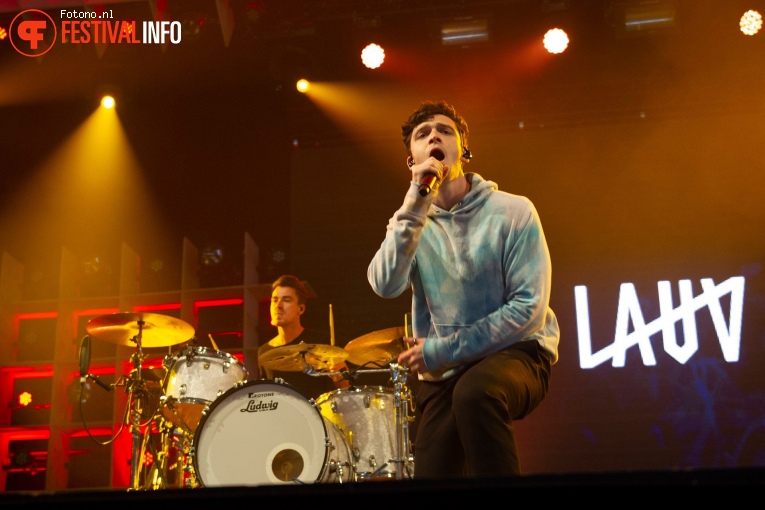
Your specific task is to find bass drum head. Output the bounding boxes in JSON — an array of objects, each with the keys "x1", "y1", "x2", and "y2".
[{"x1": 192, "y1": 380, "x2": 351, "y2": 486}]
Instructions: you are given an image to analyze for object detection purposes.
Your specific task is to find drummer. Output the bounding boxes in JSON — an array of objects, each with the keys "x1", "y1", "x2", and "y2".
[{"x1": 258, "y1": 275, "x2": 350, "y2": 400}]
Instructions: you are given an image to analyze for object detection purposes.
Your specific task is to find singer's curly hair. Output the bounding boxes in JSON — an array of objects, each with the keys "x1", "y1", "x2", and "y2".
[{"x1": 401, "y1": 100, "x2": 469, "y2": 157}]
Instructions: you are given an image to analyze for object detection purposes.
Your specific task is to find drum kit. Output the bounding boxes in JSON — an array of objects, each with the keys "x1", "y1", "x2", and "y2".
[{"x1": 82, "y1": 313, "x2": 415, "y2": 490}]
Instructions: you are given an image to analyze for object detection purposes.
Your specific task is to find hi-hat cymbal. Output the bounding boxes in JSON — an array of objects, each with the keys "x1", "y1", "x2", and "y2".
[
  {"x1": 86, "y1": 312, "x2": 194, "y2": 348},
  {"x1": 345, "y1": 327, "x2": 406, "y2": 366},
  {"x1": 260, "y1": 343, "x2": 348, "y2": 372}
]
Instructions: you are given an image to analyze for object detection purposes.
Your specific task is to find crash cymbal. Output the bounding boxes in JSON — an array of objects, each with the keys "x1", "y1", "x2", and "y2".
[
  {"x1": 345, "y1": 327, "x2": 406, "y2": 366},
  {"x1": 259, "y1": 343, "x2": 348, "y2": 372},
  {"x1": 86, "y1": 312, "x2": 194, "y2": 348}
]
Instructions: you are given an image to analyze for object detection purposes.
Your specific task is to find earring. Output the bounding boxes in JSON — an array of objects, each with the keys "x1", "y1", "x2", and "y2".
[{"x1": 407, "y1": 158, "x2": 414, "y2": 167}]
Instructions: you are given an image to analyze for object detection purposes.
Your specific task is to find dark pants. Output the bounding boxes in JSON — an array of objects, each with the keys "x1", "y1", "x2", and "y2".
[{"x1": 412, "y1": 340, "x2": 551, "y2": 478}]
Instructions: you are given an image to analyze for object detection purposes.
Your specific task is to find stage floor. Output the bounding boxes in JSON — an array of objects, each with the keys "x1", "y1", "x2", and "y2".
[{"x1": 2, "y1": 467, "x2": 764, "y2": 507}]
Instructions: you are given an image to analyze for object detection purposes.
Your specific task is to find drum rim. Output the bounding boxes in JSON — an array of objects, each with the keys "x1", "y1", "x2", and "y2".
[
  {"x1": 317, "y1": 385, "x2": 394, "y2": 401},
  {"x1": 164, "y1": 345, "x2": 247, "y2": 364},
  {"x1": 164, "y1": 396, "x2": 212, "y2": 406},
  {"x1": 161, "y1": 352, "x2": 249, "y2": 389}
]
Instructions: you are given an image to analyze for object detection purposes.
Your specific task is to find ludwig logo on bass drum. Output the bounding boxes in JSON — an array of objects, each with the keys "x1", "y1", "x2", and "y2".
[{"x1": 241, "y1": 398, "x2": 279, "y2": 413}]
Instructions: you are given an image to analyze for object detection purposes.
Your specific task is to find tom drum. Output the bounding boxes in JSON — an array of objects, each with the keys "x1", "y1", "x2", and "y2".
[
  {"x1": 316, "y1": 386, "x2": 400, "y2": 480},
  {"x1": 161, "y1": 345, "x2": 248, "y2": 434}
]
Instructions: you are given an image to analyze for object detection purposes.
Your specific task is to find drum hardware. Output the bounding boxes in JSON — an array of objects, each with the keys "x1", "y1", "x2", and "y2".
[
  {"x1": 317, "y1": 363, "x2": 414, "y2": 481},
  {"x1": 86, "y1": 312, "x2": 194, "y2": 491},
  {"x1": 136, "y1": 415, "x2": 199, "y2": 489},
  {"x1": 321, "y1": 324, "x2": 416, "y2": 480},
  {"x1": 389, "y1": 362, "x2": 414, "y2": 480},
  {"x1": 259, "y1": 342, "x2": 349, "y2": 372},
  {"x1": 171, "y1": 425, "x2": 199, "y2": 488},
  {"x1": 138, "y1": 416, "x2": 175, "y2": 490},
  {"x1": 118, "y1": 325, "x2": 153, "y2": 490},
  {"x1": 344, "y1": 327, "x2": 406, "y2": 367}
]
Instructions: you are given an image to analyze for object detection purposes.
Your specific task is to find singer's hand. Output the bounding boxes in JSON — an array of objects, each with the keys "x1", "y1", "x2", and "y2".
[
  {"x1": 411, "y1": 157, "x2": 447, "y2": 190},
  {"x1": 398, "y1": 337, "x2": 428, "y2": 375}
]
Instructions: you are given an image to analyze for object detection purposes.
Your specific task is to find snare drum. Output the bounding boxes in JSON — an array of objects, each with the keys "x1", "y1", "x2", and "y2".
[
  {"x1": 161, "y1": 345, "x2": 248, "y2": 434},
  {"x1": 316, "y1": 386, "x2": 399, "y2": 480},
  {"x1": 192, "y1": 380, "x2": 353, "y2": 486}
]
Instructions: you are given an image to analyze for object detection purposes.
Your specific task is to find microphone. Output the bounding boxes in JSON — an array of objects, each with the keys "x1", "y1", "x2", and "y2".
[
  {"x1": 79, "y1": 334, "x2": 113, "y2": 392},
  {"x1": 418, "y1": 175, "x2": 438, "y2": 197},
  {"x1": 87, "y1": 373, "x2": 113, "y2": 392},
  {"x1": 418, "y1": 148, "x2": 445, "y2": 197},
  {"x1": 79, "y1": 335, "x2": 91, "y2": 377}
]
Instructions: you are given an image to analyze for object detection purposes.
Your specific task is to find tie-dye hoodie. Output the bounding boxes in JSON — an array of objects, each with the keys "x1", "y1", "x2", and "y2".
[{"x1": 368, "y1": 173, "x2": 559, "y2": 381}]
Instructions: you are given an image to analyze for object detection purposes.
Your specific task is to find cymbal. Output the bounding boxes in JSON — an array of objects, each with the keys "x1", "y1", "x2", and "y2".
[
  {"x1": 260, "y1": 343, "x2": 348, "y2": 372},
  {"x1": 345, "y1": 327, "x2": 406, "y2": 366},
  {"x1": 86, "y1": 312, "x2": 194, "y2": 348}
]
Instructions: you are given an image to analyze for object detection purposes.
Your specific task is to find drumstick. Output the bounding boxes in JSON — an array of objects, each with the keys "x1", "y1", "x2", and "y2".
[
  {"x1": 208, "y1": 333, "x2": 220, "y2": 351},
  {"x1": 330, "y1": 304, "x2": 335, "y2": 346}
]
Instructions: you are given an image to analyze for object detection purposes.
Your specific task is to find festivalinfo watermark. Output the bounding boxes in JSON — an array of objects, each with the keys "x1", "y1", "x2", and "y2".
[{"x1": 9, "y1": 8, "x2": 182, "y2": 57}]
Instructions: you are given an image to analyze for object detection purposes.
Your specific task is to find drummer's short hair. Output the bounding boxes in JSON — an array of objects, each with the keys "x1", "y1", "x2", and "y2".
[{"x1": 272, "y1": 275, "x2": 308, "y2": 305}]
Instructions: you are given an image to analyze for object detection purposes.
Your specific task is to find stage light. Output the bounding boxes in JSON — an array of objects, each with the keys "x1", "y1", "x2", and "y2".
[
  {"x1": 81, "y1": 254, "x2": 114, "y2": 297},
  {"x1": 740, "y1": 10, "x2": 762, "y2": 35},
  {"x1": 150, "y1": 258, "x2": 164, "y2": 272},
  {"x1": 361, "y1": 43, "x2": 385, "y2": 69},
  {"x1": 181, "y1": 15, "x2": 205, "y2": 39},
  {"x1": 260, "y1": 247, "x2": 288, "y2": 281},
  {"x1": 11, "y1": 451, "x2": 32, "y2": 468},
  {"x1": 101, "y1": 95, "x2": 115, "y2": 109},
  {"x1": 272, "y1": 249, "x2": 286, "y2": 263},
  {"x1": 623, "y1": 1, "x2": 676, "y2": 32},
  {"x1": 543, "y1": 28, "x2": 569, "y2": 54},
  {"x1": 17, "y1": 391, "x2": 32, "y2": 407},
  {"x1": 121, "y1": 19, "x2": 134, "y2": 39},
  {"x1": 7, "y1": 450, "x2": 40, "y2": 475},
  {"x1": 201, "y1": 245, "x2": 224, "y2": 267},
  {"x1": 296, "y1": 79, "x2": 310, "y2": 93},
  {"x1": 606, "y1": 0, "x2": 678, "y2": 38},
  {"x1": 0, "y1": 27, "x2": 7, "y2": 40},
  {"x1": 440, "y1": 18, "x2": 489, "y2": 47},
  {"x1": 82, "y1": 255, "x2": 105, "y2": 276}
]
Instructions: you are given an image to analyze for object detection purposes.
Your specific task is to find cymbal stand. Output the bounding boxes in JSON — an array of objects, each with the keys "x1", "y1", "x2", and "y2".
[
  {"x1": 388, "y1": 362, "x2": 413, "y2": 480},
  {"x1": 301, "y1": 353, "x2": 318, "y2": 376},
  {"x1": 126, "y1": 320, "x2": 147, "y2": 491},
  {"x1": 149, "y1": 417, "x2": 189, "y2": 489},
  {"x1": 155, "y1": 424, "x2": 197, "y2": 488},
  {"x1": 300, "y1": 354, "x2": 346, "y2": 380}
]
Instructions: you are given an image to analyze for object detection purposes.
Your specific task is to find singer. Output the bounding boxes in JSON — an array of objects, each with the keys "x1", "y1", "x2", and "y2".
[{"x1": 367, "y1": 101, "x2": 559, "y2": 479}]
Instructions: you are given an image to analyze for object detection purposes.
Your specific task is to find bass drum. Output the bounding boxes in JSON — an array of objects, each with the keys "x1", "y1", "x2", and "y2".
[{"x1": 192, "y1": 380, "x2": 353, "y2": 486}]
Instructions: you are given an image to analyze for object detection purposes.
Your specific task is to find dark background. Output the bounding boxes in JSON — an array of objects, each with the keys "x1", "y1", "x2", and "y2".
[{"x1": 1, "y1": 0, "x2": 764, "y2": 476}]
